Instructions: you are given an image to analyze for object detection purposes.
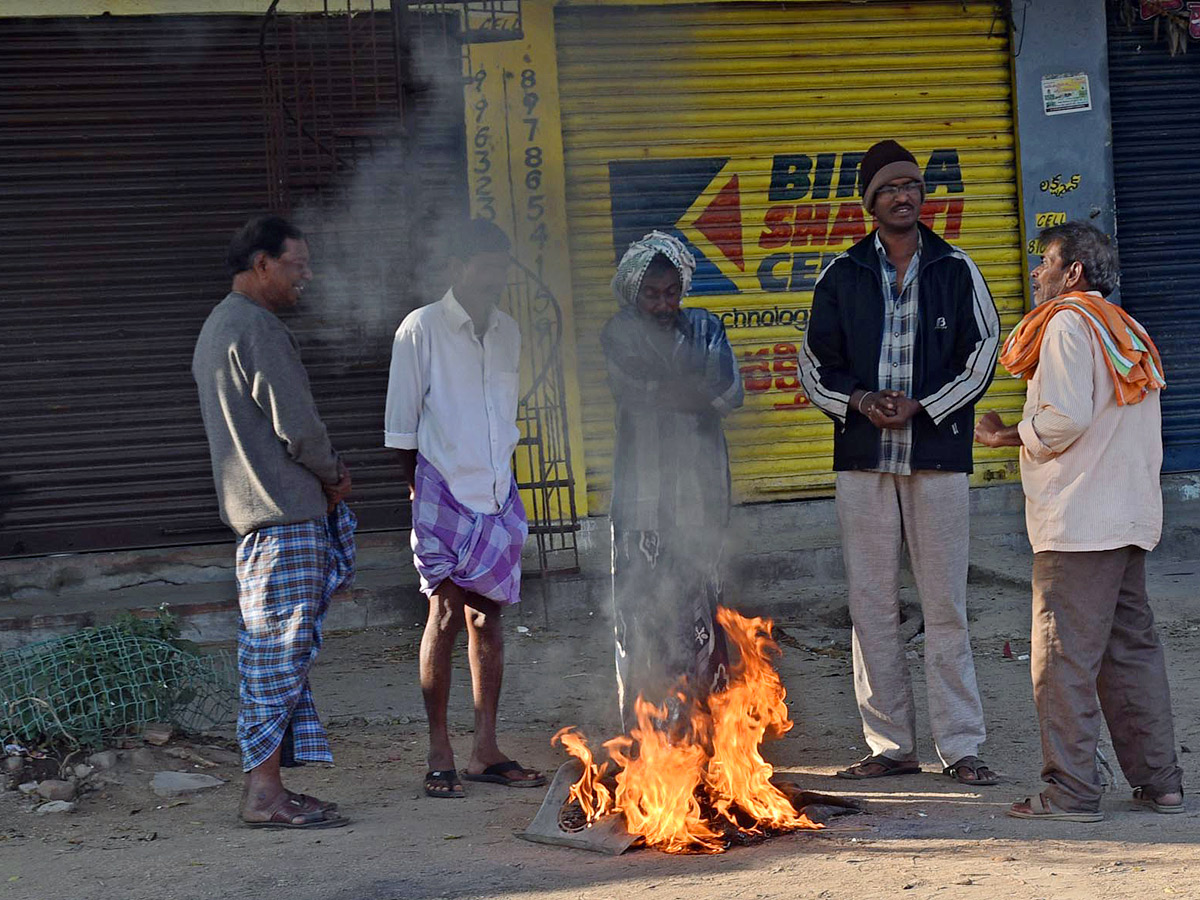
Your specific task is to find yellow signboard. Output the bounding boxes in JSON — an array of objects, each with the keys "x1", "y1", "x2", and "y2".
[{"x1": 464, "y1": 5, "x2": 589, "y2": 519}]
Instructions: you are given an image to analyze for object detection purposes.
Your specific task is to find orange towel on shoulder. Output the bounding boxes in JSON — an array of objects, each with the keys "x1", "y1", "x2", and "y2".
[{"x1": 999, "y1": 291, "x2": 1165, "y2": 406}]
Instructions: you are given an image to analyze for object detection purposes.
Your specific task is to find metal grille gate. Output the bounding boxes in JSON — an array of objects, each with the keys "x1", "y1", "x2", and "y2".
[{"x1": 261, "y1": 1, "x2": 579, "y2": 578}]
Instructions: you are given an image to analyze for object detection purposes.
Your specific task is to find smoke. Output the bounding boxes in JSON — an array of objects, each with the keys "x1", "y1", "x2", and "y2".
[
  {"x1": 295, "y1": 145, "x2": 448, "y2": 355},
  {"x1": 289, "y1": 23, "x2": 467, "y2": 359}
]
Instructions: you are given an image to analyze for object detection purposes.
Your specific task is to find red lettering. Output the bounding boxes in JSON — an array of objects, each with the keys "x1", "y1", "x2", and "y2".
[
  {"x1": 791, "y1": 203, "x2": 831, "y2": 247},
  {"x1": 919, "y1": 198, "x2": 964, "y2": 241},
  {"x1": 919, "y1": 198, "x2": 945, "y2": 231},
  {"x1": 740, "y1": 347, "x2": 772, "y2": 392},
  {"x1": 944, "y1": 197, "x2": 964, "y2": 240},
  {"x1": 759, "y1": 206, "x2": 793, "y2": 250},
  {"x1": 773, "y1": 393, "x2": 810, "y2": 410},
  {"x1": 1142, "y1": 0, "x2": 1183, "y2": 18},
  {"x1": 827, "y1": 203, "x2": 866, "y2": 246},
  {"x1": 772, "y1": 342, "x2": 801, "y2": 392}
]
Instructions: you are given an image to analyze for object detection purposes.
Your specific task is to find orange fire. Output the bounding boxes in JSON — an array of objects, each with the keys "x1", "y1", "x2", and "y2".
[{"x1": 553, "y1": 607, "x2": 820, "y2": 853}]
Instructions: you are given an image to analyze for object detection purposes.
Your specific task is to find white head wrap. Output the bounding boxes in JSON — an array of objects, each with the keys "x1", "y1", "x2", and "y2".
[{"x1": 610, "y1": 230, "x2": 697, "y2": 308}]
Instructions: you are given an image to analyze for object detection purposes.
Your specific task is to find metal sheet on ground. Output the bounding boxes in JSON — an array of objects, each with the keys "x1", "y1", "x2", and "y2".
[{"x1": 519, "y1": 759, "x2": 639, "y2": 855}]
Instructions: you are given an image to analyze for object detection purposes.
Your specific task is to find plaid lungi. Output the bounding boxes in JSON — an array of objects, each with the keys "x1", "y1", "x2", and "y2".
[
  {"x1": 410, "y1": 453, "x2": 527, "y2": 606},
  {"x1": 235, "y1": 502, "x2": 356, "y2": 772}
]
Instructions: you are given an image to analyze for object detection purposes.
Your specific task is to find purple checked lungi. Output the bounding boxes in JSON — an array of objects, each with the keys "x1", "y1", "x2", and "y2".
[
  {"x1": 410, "y1": 454, "x2": 527, "y2": 606},
  {"x1": 235, "y1": 501, "x2": 356, "y2": 772}
]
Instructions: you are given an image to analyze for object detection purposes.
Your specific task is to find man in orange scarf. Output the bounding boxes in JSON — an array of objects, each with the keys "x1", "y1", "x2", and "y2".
[{"x1": 975, "y1": 222, "x2": 1182, "y2": 822}]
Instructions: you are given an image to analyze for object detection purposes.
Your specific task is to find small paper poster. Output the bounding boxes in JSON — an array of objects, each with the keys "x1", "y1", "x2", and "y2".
[{"x1": 1041, "y1": 73, "x2": 1092, "y2": 116}]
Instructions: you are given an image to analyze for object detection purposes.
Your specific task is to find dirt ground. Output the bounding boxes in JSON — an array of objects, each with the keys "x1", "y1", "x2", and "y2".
[{"x1": 3, "y1": 571, "x2": 1200, "y2": 900}]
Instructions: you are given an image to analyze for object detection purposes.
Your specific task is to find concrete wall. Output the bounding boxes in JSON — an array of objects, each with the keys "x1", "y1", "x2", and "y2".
[{"x1": 1011, "y1": 0, "x2": 1117, "y2": 302}]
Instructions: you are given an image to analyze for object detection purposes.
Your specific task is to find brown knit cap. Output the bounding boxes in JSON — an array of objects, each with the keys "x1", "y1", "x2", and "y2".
[{"x1": 859, "y1": 140, "x2": 924, "y2": 212}]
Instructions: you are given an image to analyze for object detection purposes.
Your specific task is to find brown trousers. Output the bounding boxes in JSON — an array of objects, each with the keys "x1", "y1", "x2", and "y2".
[{"x1": 1032, "y1": 547, "x2": 1182, "y2": 811}]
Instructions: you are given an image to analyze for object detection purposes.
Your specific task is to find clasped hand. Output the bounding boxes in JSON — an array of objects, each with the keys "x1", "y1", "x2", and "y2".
[{"x1": 860, "y1": 389, "x2": 921, "y2": 429}]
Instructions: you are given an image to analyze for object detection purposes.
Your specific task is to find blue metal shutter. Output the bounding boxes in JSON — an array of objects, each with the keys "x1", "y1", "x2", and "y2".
[{"x1": 1108, "y1": 17, "x2": 1200, "y2": 472}]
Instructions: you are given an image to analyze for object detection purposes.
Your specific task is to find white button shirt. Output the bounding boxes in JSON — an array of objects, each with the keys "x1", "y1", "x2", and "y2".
[{"x1": 384, "y1": 289, "x2": 521, "y2": 514}]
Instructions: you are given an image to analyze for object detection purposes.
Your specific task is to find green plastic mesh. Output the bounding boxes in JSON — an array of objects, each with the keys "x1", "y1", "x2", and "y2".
[{"x1": 0, "y1": 625, "x2": 235, "y2": 749}]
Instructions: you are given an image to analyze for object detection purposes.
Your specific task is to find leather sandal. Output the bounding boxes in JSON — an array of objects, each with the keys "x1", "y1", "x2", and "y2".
[
  {"x1": 288, "y1": 791, "x2": 338, "y2": 813},
  {"x1": 462, "y1": 760, "x2": 546, "y2": 788},
  {"x1": 241, "y1": 794, "x2": 349, "y2": 829},
  {"x1": 1133, "y1": 786, "x2": 1185, "y2": 814},
  {"x1": 836, "y1": 753, "x2": 921, "y2": 780},
  {"x1": 1007, "y1": 793, "x2": 1102, "y2": 822},
  {"x1": 943, "y1": 755, "x2": 999, "y2": 786}
]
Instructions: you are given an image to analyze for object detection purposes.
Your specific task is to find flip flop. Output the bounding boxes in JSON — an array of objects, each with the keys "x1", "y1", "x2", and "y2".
[
  {"x1": 1007, "y1": 793, "x2": 1103, "y2": 822},
  {"x1": 836, "y1": 754, "x2": 921, "y2": 780},
  {"x1": 462, "y1": 760, "x2": 546, "y2": 788},
  {"x1": 1132, "y1": 786, "x2": 1185, "y2": 814},
  {"x1": 943, "y1": 756, "x2": 999, "y2": 786},
  {"x1": 242, "y1": 794, "x2": 350, "y2": 829},
  {"x1": 424, "y1": 768, "x2": 465, "y2": 799}
]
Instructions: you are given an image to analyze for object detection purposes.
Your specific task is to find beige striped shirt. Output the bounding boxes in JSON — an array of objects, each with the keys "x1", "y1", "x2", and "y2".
[{"x1": 1017, "y1": 295, "x2": 1162, "y2": 553}]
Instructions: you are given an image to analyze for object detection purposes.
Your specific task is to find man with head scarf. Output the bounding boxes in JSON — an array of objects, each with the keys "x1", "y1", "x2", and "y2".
[
  {"x1": 798, "y1": 140, "x2": 1001, "y2": 786},
  {"x1": 600, "y1": 230, "x2": 744, "y2": 733}
]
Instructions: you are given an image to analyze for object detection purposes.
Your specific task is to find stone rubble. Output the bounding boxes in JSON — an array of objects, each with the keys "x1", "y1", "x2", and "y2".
[
  {"x1": 150, "y1": 771, "x2": 225, "y2": 799},
  {"x1": 35, "y1": 779, "x2": 76, "y2": 801},
  {"x1": 34, "y1": 800, "x2": 75, "y2": 815}
]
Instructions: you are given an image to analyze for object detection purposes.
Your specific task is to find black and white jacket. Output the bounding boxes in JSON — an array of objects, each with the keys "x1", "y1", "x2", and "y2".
[{"x1": 799, "y1": 224, "x2": 1000, "y2": 474}]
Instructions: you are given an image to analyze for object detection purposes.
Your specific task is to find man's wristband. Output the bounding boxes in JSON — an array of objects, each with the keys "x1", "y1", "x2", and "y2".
[{"x1": 856, "y1": 391, "x2": 872, "y2": 415}]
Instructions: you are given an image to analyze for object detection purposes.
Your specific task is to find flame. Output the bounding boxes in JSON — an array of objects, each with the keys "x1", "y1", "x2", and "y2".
[
  {"x1": 605, "y1": 698, "x2": 723, "y2": 853},
  {"x1": 556, "y1": 607, "x2": 820, "y2": 853},
  {"x1": 552, "y1": 726, "x2": 615, "y2": 821}
]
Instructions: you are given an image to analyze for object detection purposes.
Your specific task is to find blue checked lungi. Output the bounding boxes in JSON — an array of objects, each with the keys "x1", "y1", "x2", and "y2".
[
  {"x1": 410, "y1": 454, "x2": 527, "y2": 606},
  {"x1": 235, "y1": 502, "x2": 356, "y2": 772}
]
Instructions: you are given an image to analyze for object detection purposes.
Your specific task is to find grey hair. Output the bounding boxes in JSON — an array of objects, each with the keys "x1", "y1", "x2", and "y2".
[{"x1": 1037, "y1": 221, "x2": 1120, "y2": 296}]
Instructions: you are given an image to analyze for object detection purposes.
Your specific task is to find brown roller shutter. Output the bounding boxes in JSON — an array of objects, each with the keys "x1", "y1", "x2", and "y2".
[{"x1": 0, "y1": 14, "x2": 433, "y2": 558}]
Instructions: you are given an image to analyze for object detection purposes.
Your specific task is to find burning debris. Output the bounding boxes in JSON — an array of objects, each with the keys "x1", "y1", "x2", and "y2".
[{"x1": 540, "y1": 608, "x2": 855, "y2": 854}]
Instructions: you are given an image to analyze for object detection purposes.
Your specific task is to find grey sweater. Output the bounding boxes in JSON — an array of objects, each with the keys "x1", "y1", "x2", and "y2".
[{"x1": 192, "y1": 292, "x2": 340, "y2": 536}]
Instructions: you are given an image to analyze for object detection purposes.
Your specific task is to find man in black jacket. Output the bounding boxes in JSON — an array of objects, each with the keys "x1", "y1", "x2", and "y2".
[{"x1": 799, "y1": 140, "x2": 1001, "y2": 786}]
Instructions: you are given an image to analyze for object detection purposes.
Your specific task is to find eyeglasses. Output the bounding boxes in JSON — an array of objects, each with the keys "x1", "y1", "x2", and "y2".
[{"x1": 875, "y1": 181, "x2": 923, "y2": 200}]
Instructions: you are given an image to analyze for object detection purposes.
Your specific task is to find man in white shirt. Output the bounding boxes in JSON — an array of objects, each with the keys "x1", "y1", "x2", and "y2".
[
  {"x1": 976, "y1": 221, "x2": 1181, "y2": 822},
  {"x1": 385, "y1": 219, "x2": 544, "y2": 799}
]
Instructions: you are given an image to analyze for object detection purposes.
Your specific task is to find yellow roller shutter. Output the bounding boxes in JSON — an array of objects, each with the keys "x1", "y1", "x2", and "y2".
[{"x1": 555, "y1": 0, "x2": 1026, "y2": 513}]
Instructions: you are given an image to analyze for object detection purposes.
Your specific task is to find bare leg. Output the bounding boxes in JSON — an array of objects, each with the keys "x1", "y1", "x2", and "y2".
[
  {"x1": 463, "y1": 591, "x2": 506, "y2": 771},
  {"x1": 240, "y1": 746, "x2": 288, "y2": 820},
  {"x1": 421, "y1": 583, "x2": 466, "y2": 773},
  {"x1": 463, "y1": 591, "x2": 539, "y2": 781}
]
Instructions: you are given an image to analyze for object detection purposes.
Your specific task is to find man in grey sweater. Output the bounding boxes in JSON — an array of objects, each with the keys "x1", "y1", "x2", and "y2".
[{"x1": 193, "y1": 215, "x2": 353, "y2": 829}]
